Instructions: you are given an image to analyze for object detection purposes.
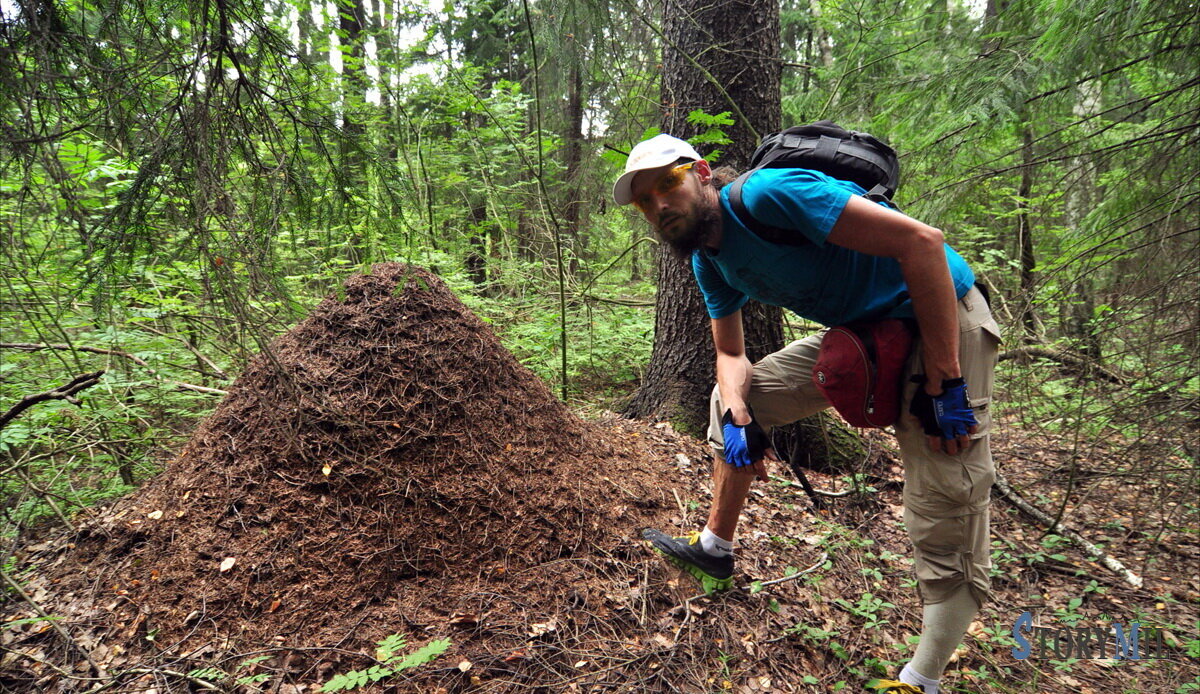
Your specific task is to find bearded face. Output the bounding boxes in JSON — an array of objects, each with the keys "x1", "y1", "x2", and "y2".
[{"x1": 630, "y1": 160, "x2": 722, "y2": 258}]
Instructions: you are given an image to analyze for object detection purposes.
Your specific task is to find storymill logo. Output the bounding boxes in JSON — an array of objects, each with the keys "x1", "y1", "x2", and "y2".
[{"x1": 1011, "y1": 611, "x2": 1171, "y2": 660}]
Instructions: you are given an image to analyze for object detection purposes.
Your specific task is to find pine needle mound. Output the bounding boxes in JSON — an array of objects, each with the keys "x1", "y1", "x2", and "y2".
[{"x1": 51, "y1": 263, "x2": 675, "y2": 677}]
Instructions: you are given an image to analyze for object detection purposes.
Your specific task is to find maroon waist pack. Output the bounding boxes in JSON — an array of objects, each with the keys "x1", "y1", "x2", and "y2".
[{"x1": 812, "y1": 319, "x2": 915, "y2": 428}]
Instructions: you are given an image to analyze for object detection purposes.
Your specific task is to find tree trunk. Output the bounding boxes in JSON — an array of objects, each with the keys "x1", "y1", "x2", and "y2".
[
  {"x1": 1016, "y1": 124, "x2": 1037, "y2": 337},
  {"x1": 338, "y1": 0, "x2": 369, "y2": 263},
  {"x1": 623, "y1": 0, "x2": 784, "y2": 435},
  {"x1": 466, "y1": 201, "x2": 488, "y2": 289},
  {"x1": 1063, "y1": 80, "x2": 1103, "y2": 360},
  {"x1": 339, "y1": 0, "x2": 367, "y2": 165},
  {"x1": 563, "y1": 52, "x2": 585, "y2": 276}
]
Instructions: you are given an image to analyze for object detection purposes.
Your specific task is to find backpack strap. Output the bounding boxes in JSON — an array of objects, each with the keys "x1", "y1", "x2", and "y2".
[
  {"x1": 864, "y1": 182, "x2": 899, "y2": 209},
  {"x1": 728, "y1": 171, "x2": 809, "y2": 247}
]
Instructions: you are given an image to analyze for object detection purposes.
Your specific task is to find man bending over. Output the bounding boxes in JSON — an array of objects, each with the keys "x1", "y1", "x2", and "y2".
[{"x1": 613, "y1": 134, "x2": 1002, "y2": 694}]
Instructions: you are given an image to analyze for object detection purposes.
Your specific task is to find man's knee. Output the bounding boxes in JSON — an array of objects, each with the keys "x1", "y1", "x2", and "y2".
[{"x1": 905, "y1": 508, "x2": 992, "y2": 605}]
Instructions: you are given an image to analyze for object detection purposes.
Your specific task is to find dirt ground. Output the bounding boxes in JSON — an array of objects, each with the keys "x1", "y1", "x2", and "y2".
[{"x1": 2, "y1": 264, "x2": 1196, "y2": 692}]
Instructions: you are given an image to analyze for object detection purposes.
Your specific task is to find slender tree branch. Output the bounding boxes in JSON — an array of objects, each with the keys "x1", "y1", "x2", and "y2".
[
  {"x1": 137, "y1": 325, "x2": 229, "y2": 379},
  {"x1": 0, "y1": 344, "x2": 227, "y2": 395},
  {"x1": 0, "y1": 371, "x2": 105, "y2": 430}
]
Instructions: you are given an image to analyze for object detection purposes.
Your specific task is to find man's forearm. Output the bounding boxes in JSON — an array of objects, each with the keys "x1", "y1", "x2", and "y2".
[
  {"x1": 899, "y1": 240, "x2": 961, "y2": 389},
  {"x1": 716, "y1": 352, "x2": 754, "y2": 425}
]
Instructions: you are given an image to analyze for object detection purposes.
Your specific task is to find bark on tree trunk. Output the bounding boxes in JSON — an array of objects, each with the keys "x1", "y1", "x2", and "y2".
[
  {"x1": 466, "y1": 202, "x2": 488, "y2": 290},
  {"x1": 339, "y1": 0, "x2": 368, "y2": 263},
  {"x1": 1017, "y1": 124, "x2": 1037, "y2": 337},
  {"x1": 563, "y1": 54, "x2": 586, "y2": 276},
  {"x1": 623, "y1": 0, "x2": 785, "y2": 435}
]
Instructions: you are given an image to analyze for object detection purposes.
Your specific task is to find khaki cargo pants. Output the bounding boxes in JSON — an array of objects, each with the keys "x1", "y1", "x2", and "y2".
[{"x1": 707, "y1": 286, "x2": 1001, "y2": 605}]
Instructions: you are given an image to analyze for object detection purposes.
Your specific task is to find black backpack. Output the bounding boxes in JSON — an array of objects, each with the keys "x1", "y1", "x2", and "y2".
[{"x1": 727, "y1": 121, "x2": 900, "y2": 245}]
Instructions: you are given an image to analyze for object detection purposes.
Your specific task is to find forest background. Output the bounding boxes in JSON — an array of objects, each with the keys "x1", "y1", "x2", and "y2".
[{"x1": 0, "y1": 0, "x2": 1197, "y2": 688}]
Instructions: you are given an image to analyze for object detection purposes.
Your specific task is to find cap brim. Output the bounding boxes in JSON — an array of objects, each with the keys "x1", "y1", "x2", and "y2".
[{"x1": 612, "y1": 171, "x2": 639, "y2": 205}]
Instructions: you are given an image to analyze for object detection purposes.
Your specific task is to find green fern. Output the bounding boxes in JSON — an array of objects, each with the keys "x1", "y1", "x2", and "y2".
[{"x1": 322, "y1": 636, "x2": 451, "y2": 692}]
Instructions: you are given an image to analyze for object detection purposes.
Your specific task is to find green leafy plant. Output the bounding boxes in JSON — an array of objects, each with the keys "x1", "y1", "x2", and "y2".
[
  {"x1": 321, "y1": 635, "x2": 451, "y2": 692},
  {"x1": 832, "y1": 592, "x2": 895, "y2": 630},
  {"x1": 685, "y1": 109, "x2": 735, "y2": 161}
]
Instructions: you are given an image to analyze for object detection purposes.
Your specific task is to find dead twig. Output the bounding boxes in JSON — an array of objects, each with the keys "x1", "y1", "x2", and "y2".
[
  {"x1": 743, "y1": 552, "x2": 830, "y2": 591},
  {"x1": 0, "y1": 370, "x2": 105, "y2": 430}
]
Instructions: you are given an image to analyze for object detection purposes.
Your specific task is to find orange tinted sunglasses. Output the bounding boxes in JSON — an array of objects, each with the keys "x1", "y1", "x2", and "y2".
[{"x1": 632, "y1": 161, "x2": 695, "y2": 214}]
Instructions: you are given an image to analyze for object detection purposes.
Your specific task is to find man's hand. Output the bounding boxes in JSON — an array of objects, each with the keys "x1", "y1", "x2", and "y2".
[
  {"x1": 910, "y1": 377, "x2": 977, "y2": 455},
  {"x1": 721, "y1": 408, "x2": 774, "y2": 479}
]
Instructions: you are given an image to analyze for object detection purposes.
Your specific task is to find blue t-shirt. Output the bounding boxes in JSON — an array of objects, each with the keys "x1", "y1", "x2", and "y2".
[{"x1": 692, "y1": 168, "x2": 975, "y2": 326}]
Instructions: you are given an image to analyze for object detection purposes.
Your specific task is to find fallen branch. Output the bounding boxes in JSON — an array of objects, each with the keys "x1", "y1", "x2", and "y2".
[
  {"x1": 0, "y1": 370, "x2": 104, "y2": 430},
  {"x1": 0, "y1": 343, "x2": 227, "y2": 396},
  {"x1": 992, "y1": 472, "x2": 1143, "y2": 589},
  {"x1": 998, "y1": 345, "x2": 1127, "y2": 385}
]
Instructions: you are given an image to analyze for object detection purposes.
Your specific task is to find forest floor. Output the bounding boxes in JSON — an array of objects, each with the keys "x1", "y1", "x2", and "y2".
[{"x1": 1, "y1": 264, "x2": 1196, "y2": 693}]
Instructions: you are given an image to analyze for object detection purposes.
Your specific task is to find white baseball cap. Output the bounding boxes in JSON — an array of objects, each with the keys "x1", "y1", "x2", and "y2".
[{"x1": 612, "y1": 134, "x2": 703, "y2": 205}]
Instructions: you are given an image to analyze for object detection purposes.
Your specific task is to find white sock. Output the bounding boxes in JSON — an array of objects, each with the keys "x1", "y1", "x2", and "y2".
[
  {"x1": 699, "y1": 527, "x2": 733, "y2": 556},
  {"x1": 899, "y1": 662, "x2": 939, "y2": 694}
]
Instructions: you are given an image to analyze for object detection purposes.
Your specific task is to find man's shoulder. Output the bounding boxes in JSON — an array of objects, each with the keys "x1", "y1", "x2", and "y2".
[{"x1": 741, "y1": 166, "x2": 847, "y2": 190}]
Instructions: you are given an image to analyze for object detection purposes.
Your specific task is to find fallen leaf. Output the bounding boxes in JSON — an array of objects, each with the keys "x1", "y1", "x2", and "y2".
[
  {"x1": 146, "y1": 510, "x2": 163, "y2": 520},
  {"x1": 219, "y1": 557, "x2": 236, "y2": 573},
  {"x1": 268, "y1": 599, "x2": 281, "y2": 613},
  {"x1": 527, "y1": 618, "x2": 558, "y2": 637},
  {"x1": 502, "y1": 649, "x2": 528, "y2": 662},
  {"x1": 457, "y1": 660, "x2": 472, "y2": 672},
  {"x1": 574, "y1": 660, "x2": 588, "y2": 668},
  {"x1": 321, "y1": 464, "x2": 332, "y2": 476}
]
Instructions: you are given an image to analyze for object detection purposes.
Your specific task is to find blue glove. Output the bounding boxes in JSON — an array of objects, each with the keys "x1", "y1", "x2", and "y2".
[
  {"x1": 721, "y1": 408, "x2": 770, "y2": 468},
  {"x1": 909, "y1": 377, "x2": 977, "y2": 439}
]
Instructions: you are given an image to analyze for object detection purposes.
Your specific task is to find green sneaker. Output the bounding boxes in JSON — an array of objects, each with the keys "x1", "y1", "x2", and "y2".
[
  {"x1": 866, "y1": 679, "x2": 925, "y2": 694},
  {"x1": 642, "y1": 528, "x2": 734, "y2": 594}
]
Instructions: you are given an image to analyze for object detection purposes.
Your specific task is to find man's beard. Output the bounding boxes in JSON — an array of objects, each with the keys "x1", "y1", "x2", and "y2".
[{"x1": 658, "y1": 203, "x2": 721, "y2": 260}]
